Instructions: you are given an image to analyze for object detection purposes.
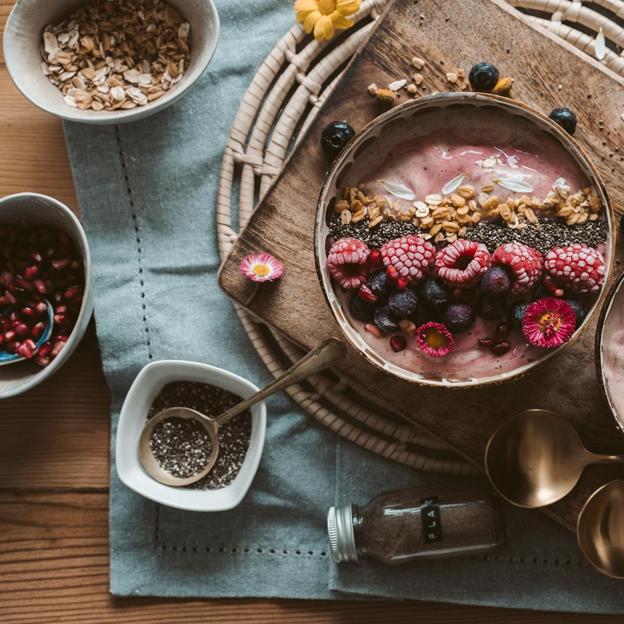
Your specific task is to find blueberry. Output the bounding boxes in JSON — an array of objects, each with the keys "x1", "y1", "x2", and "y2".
[
  {"x1": 510, "y1": 303, "x2": 529, "y2": 328},
  {"x1": 367, "y1": 269, "x2": 389, "y2": 300},
  {"x1": 444, "y1": 302, "x2": 475, "y2": 333},
  {"x1": 468, "y1": 62, "x2": 499, "y2": 92},
  {"x1": 565, "y1": 300, "x2": 585, "y2": 327},
  {"x1": 374, "y1": 305, "x2": 399, "y2": 334},
  {"x1": 419, "y1": 278, "x2": 450, "y2": 311},
  {"x1": 388, "y1": 289, "x2": 419, "y2": 318},
  {"x1": 549, "y1": 107, "x2": 577, "y2": 135},
  {"x1": 478, "y1": 297, "x2": 507, "y2": 320},
  {"x1": 349, "y1": 293, "x2": 375, "y2": 322},
  {"x1": 480, "y1": 266, "x2": 511, "y2": 297},
  {"x1": 321, "y1": 121, "x2": 356, "y2": 158}
]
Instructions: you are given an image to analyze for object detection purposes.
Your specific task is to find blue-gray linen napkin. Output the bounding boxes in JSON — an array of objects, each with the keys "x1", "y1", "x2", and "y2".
[{"x1": 63, "y1": 0, "x2": 624, "y2": 612}]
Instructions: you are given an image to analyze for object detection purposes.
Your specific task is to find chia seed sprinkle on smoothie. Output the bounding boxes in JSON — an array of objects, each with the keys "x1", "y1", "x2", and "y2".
[{"x1": 148, "y1": 381, "x2": 252, "y2": 490}]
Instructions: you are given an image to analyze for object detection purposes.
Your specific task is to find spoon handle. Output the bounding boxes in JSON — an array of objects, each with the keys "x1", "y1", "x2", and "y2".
[
  {"x1": 594, "y1": 454, "x2": 624, "y2": 464},
  {"x1": 215, "y1": 338, "x2": 347, "y2": 427}
]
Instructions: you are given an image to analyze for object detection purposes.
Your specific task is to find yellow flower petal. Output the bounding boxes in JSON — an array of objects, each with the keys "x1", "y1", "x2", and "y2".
[
  {"x1": 336, "y1": 0, "x2": 360, "y2": 16},
  {"x1": 295, "y1": 0, "x2": 319, "y2": 13},
  {"x1": 314, "y1": 14, "x2": 335, "y2": 40},
  {"x1": 331, "y1": 12, "x2": 353, "y2": 29},
  {"x1": 296, "y1": 10, "x2": 312, "y2": 23},
  {"x1": 303, "y1": 10, "x2": 321, "y2": 33}
]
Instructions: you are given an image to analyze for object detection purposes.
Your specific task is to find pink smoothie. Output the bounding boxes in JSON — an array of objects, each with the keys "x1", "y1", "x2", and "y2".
[{"x1": 339, "y1": 107, "x2": 594, "y2": 381}]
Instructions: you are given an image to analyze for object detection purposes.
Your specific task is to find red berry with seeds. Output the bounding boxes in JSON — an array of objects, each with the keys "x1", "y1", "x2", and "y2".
[
  {"x1": 389, "y1": 335, "x2": 407, "y2": 352},
  {"x1": 435, "y1": 239, "x2": 491, "y2": 289},
  {"x1": 544, "y1": 244, "x2": 605, "y2": 295},
  {"x1": 327, "y1": 237, "x2": 370, "y2": 290},
  {"x1": 379, "y1": 235, "x2": 435, "y2": 286},
  {"x1": 491, "y1": 242, "x2": 543, "y2": 295}
]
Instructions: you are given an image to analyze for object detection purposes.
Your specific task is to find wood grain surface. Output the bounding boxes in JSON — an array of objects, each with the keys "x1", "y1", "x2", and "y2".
[
  {"x1": 0, "y1": 0, "x2": 622, "y2": 621},
  {"x1": 220, "y1": 0, "x2": 624, "y2": 534}
]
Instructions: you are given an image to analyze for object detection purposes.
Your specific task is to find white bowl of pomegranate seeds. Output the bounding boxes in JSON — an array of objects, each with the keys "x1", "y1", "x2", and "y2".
[
  {"x1": 3, "y1": 0, "x2": 219, "y2": 124},
  {"x1": 117, "y1": 360, "x2": 267, "y2": 512},
  {"x1": 0, "y1": 193, "x2": 93, "y2": 398}
]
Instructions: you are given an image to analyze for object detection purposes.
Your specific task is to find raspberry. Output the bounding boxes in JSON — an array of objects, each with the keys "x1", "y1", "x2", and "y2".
[
  {"x1": 380, "y1": 235, "x2": 435, "y2": 285},
  {"x1": 327, "y1": 237, "x2": 370, "y2": 289},
  {"x1": 544, "y1": 244, "x2": 605, "y2": 295},
  {"x1": 491, "y1": 242, "x2": 543, "y2": 295},
  {"x1": 435, "y1": 239, "x2": 491, "y2": 288}
]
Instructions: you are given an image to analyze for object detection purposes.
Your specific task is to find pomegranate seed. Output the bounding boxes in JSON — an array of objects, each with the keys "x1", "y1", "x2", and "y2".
[
  {"x1": 386, "y1": 266, "x2": 399, "y2": 281},
  {"x1": 390, "y1": 335, "x2": 407, "y2": 352},
  {"x1": 51, "y1": 258, "x2": 70, "y2": 271},
  {"x1": 4, "y1": 330, "x2": 16, "y2": 342},
  {"x1": 4, "y1": 291, "x2": 16, "y2": 305},
  {"x1": 37, "y1": 342, "x2": 52, "y2": 357},
  {"x1": 24, "y1": 265, "x2": 39, "y2": 280},
  {"x1": 34, "y1": 355, "x2": 51, "y2": 367},
  {"x1": 395, "y1": 277, "x2": 409, "y2": 291},
  {"x1": 55, "y1": 305, "x2": 67, "y2": 315},
  {"x1": 0, "y1": 318, "x2": 9, "y2": 332},
  {"x1": 17, "y1": 340, "x2": 36, "y2": 359},
  {"x1": 479, "y1": 337, "x2": 494, "y2": 348},
  {"x1": 368, "y1": 249, "x2": 383, "y2": 269},
  {"x1": 35, "y1": 301, "x2": 48, "y2": 316},
  {"x1": 54, "y1": 313, "x2": 67, "y2": 326},
  {"x1": 6, "y1": 341, "x2": 20, "y2": 354},
  {"x1": 33, "y1": 279, "x2": 48, "y2": 294},
  {"x1": 491, "y1": 341, "x2": 511, "y2": 356},
  {"x1": 9, "y1": 311, "x2": 19, "y2": 323},
  {"x1": 51, "y1": 337, "x2": 68, "y2": 358},
  {"x1": 358, "y1": 284, "x2": 378, "y2": 303},
  {"x1": 14, "y1": 323, "x2": 30, "y2": 337},
  {"x1": 0, "y1": 335, "x2": 4, "y2": 347},
  {"x1": 21, "y1": 306, "x2": 35, "y2": 319},
  {"x1": 31, "y1": 322, "x2": 45, "y2": 339},
  {"x1": 31, "y1": 251, "x2": 43, "y2": 263}
]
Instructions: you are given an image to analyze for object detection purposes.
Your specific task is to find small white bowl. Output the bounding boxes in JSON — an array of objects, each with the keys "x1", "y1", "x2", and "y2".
[
  {"x1": 3, "y1": 0, "x2": 220, "y2": 124},
  {"x1": 117, "y1": 360, "x2": 267, "y2": 512},
  {"x1": 0, "y1": 193, "x2": 93, "y2": 399}
]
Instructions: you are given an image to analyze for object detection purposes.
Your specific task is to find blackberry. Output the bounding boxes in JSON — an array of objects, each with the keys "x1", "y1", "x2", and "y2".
[
  {"x1": 478, "y1": 297, "x2": 507, "y2": 320},
  {"x1": 349, "y1": 293, "x2": 375, "y2": 322},
  {"x1": 480, "y1": 266, "x2": 511, "y2": 298},
  {"x1": 444, "y1": 302, "x2": 475, "y2": 333},
  {"x1": 565, "y1": 300, "x2": 586, "y2": 327},
  {"x1": 388, "y1": 289, "x2": 419, "y2": 318},
  {"x1": 321, "y1": 121, "x2": 355, "y2": 158},
  {"x1": 419, "y1": 278, "x2": 450, "y2": 312},
  {"x1": 374, "y1": 305, "x2": 399, "y2": 334},
  {"x1": 549, "y1": 107, "x2": 577, "y2": 135},
  {"x1": 367, "y1": 269, "x2": 389, "y2": 300}
]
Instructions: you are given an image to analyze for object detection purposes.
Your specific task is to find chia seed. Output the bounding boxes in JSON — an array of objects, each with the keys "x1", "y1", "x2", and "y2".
[
  {"x1": 148, "y1": 381, "x2": 252, "y2": 490},
  {"x1": 329, "y1": 215, "x2": 420, "y2": 248}
]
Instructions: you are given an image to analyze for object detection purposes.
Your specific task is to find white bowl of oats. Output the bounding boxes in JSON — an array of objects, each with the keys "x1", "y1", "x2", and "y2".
[{"x1": 3, "y1": 0, "x2": 219, "y2": 124}]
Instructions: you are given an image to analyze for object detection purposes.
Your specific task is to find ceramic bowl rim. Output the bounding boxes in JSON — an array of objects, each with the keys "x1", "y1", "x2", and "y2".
[
  {"x1": 314, "y1": 92, "x2": 616, "y2": 389},
  {"x1": 116, "y1": 359, "x2": 267, "y2": 512},
  {"x1": 0, "y1": 192, "x2": 94, "y2": 398}
]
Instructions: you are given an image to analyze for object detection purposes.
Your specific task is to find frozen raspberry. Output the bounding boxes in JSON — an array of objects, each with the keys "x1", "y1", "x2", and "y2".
[
  {"x1": 491, "y1": 242, "x2": 543, "y2": 296},
  {"x1": 327, "y1": 238, "x2": 370, "y2": 289},
  {"x1": 544, "y1": 244, "x2": 605, "y2": 295},
  {"x1": 435, "y1": 239, "x2": 491, "y2": 288},
  {"x1": 380, "y1": 235, "x2": 435, "y2": 285}
]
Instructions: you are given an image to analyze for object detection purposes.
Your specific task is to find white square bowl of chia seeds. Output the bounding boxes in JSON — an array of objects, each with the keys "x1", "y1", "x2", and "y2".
[{"x1": 116, "y1": 360, "x2": 266, "y2": 512}]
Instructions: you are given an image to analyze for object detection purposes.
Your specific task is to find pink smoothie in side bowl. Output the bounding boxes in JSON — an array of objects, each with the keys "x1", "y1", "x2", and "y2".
[{"x1": 316, "y1": 94, "x2": 614, "y2": 387}]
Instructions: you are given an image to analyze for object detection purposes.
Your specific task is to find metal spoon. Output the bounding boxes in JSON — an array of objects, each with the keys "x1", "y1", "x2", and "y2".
[
  {"x1": 0, "y1": 300, "x2": 54, "y2": 366},
  {"x1": 577, "y1": 480, "x2": 624, "y2": 578},
  {"x1": 484, "y1": 409, "x2": 624, "y2": 508},
  {"x1": 139, "y1": 338, "x2": 347, "y2": 487}
]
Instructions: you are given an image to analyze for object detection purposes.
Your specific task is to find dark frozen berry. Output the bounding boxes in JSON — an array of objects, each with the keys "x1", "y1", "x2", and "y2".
[
  {"x1": 374, "y1": 305, "x2": 399, "y2": 334},
  {"x1": 549, "y1": 107, "x2": 577, "y2": 135},
  {"x1": 494, "y1": 322, "x2": 510, "y2": 343},
  {"x1": 565, "y1": 300, "x2": 586, "y2": 327},
  {"x1": 469, "y1": 62, "x2": 499, "y2": 92},
  {"x1": 388, "y1": 289, "x2": 419, "y2": 318},
  {"x1": 349, "y1": 293, "x2": 375, "y2": 322},
  {"x1": 321, "y1": 121, "x2": 356, "y2": 157},
  {"x1": 480, "y1": 266, "x2": 511, "y2": 297},
  {"x1": 478, "y1": 297, "x2": 506, "y2": 320},
  {"x1": 420, "y1": 278, "x2": 450, "y2": 312},
  {"x1": 510, "y1": 303, "x2": 529, "y2": 328},
  {"x1": 389, "y1": 335, "x2": 407, "y2": 352},
  {"x1": 444, "y1": 302, "x2": 475, "y2": 333},
  {"x1": 492, "y1": 341, "x2": 511, "y2": 356},
  {"x1": 367, "y1": 269, "x2": 389, "y2": 300}
]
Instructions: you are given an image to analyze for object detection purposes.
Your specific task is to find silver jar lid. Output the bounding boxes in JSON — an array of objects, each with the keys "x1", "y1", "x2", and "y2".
[{"x1": 327, "y1": 504, "x2": 358, "y2": 563}]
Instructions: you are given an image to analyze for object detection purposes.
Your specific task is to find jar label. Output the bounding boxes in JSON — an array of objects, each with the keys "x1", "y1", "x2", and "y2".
[{"x1": 420, "y1": 497, "x2": 442, "y2": 543}]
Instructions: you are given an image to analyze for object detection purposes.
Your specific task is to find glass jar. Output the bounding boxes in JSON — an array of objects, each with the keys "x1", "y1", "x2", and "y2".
[{"x1": 327, "y1": 482, "x2": 506, "y2": 564}]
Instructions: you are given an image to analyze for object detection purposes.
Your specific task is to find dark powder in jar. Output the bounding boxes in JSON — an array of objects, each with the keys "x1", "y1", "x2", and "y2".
[{"x1": 148, "y1": 381, "x2": 252, "y2": 490}]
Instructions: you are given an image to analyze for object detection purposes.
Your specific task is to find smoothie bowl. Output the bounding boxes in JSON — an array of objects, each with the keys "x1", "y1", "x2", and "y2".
[
  {"x1": 596, "y1": 271, "x2": 624, "y2": 433},
  {"x1": 315, "y1": 93, "x2": 615, "y2": 388}
]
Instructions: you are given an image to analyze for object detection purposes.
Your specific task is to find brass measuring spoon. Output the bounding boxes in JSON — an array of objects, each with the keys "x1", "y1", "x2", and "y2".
[
  {"x1": 139, "y1": 338, "x2": 347, "y2": 487},
  {"x1": 577, "y1": 480, "x2": 624, "y2": 578},
  {"x1": 485, "y1": 409, "x2": 624, "y2": 508}
]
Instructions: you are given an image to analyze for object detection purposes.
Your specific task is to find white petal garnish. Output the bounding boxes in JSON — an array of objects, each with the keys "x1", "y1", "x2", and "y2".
[
  {"x1": 388, "y1": 79, "x2": 407, "y2": 91},
  {"x1": 480, "y1": 156, "x2": 498, "y2": 169},
  {"x1": 377, "y1": 179, "x2": 416, "y2": 200},
  {"x1": 496, "y1": 177, "x2": 534, "y2": 193},
  {"x1": 553, "y1": 177, "x2": 570, "y2": 190},
  {"x1": 595, "y1": 28, "x2": 606, "y2": 61},
  {"x1": 441, "y1": 173, "x2": 465, "y2": 195}
]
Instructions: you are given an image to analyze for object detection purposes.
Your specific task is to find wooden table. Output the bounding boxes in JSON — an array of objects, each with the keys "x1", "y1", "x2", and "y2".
[{"x1": 0, "y1": 3, "x2": 620, "y2": 621}]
